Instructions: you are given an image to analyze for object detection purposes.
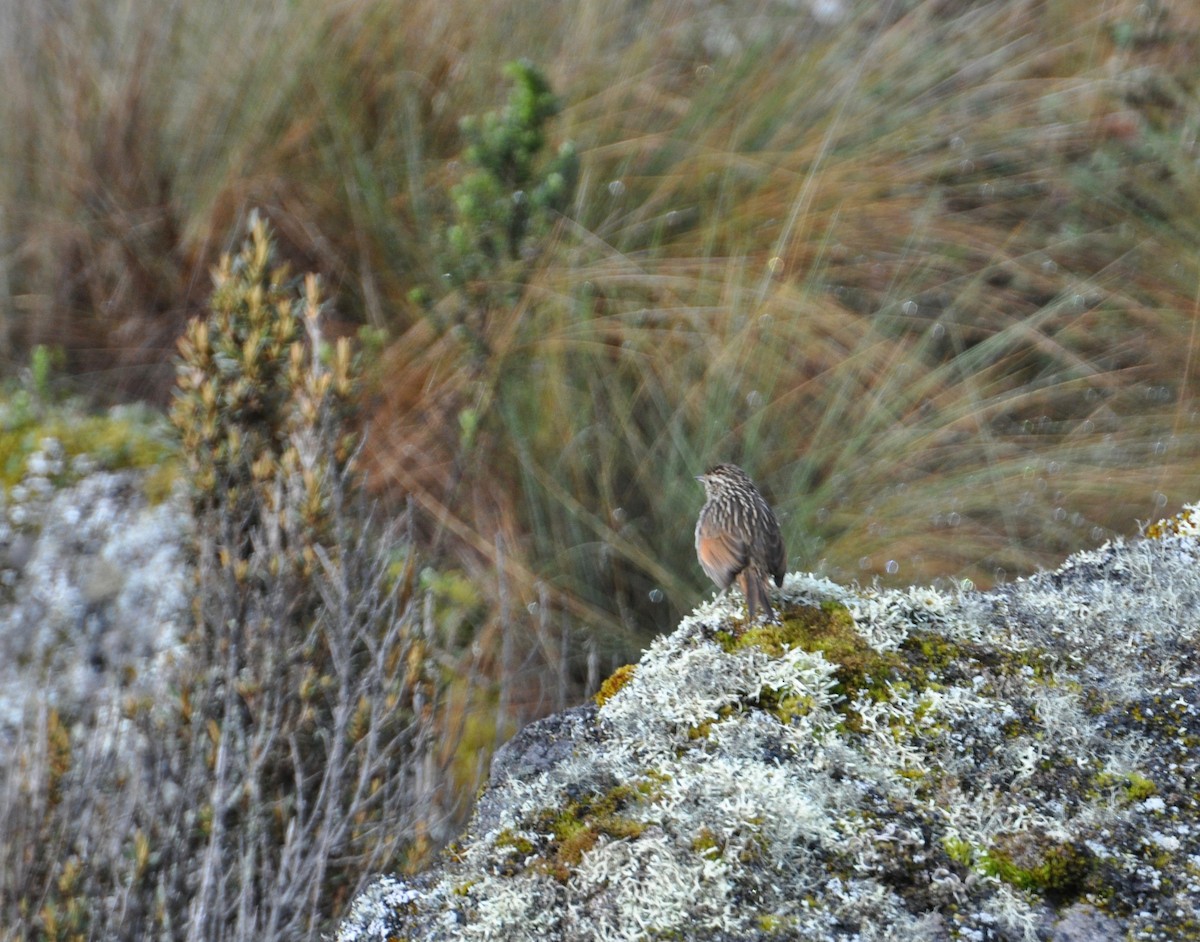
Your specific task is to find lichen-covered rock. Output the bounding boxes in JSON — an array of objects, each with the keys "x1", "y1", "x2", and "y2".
[
  {"x1": 336, "y1": 525, "x2": 1200, "y2": 942},
  {"x1": 0, "y1": 447, "x2": 191, "y2": 729}
]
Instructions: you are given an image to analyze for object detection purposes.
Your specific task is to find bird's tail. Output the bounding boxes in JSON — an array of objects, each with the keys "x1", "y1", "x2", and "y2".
[{"x1": 737, "y1": 568, "x2": 775, "y2": 623}]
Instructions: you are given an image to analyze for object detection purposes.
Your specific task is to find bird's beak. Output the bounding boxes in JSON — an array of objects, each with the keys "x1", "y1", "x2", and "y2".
[{"x1": 695, "y1": 474, "x2": 704, "y2": 482}]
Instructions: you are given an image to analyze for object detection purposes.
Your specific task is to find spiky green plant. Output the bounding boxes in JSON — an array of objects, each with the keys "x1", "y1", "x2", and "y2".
[
  {"x1": 446, "y1": 59, "x2": 579, "y2": 287},
  {"x1": 0, "y1": 218, "x2": 453, "y2": 942},
  {"x1": 165, "y1": 217, "x2": 443, "y2": 939}
]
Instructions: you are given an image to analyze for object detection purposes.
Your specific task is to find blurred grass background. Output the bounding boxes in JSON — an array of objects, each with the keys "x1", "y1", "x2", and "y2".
[{"x1": 3, "y1": 0, "x2": 1200, "y2": 714}]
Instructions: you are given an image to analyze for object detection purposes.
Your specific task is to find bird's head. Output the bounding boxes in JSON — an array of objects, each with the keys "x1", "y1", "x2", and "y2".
[{"x1": 695, "y1": 463, "x2": 751, "y2": 499}]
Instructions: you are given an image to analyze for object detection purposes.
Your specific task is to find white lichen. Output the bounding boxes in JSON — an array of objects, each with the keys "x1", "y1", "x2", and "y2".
[
  {"x1": 0, "y1": 465, "x2": 191, "y2": 730},
  {"x1": 338, "y1": 530, "x2": 1200, "y2": 941}
]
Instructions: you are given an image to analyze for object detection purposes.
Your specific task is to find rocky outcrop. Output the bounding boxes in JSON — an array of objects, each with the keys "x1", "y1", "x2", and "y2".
[
  {"x1": 336, "y1": 522, "x2": 1200, "y2": 941},
  {"x1": 0, "y1": 440, "x2": 190, "y2": 729}
]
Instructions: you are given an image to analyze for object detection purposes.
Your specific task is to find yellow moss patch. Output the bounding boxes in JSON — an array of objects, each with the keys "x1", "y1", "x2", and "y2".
[
  {"x1": 594, "y1": 663, "x2": 637, "y2": 707},
  {"x1": 691, "y1": 827, "x2": 722, "y2": 857},
  {"x1": 495, "y1": 829, "x2": 535, "y2": 856},
  {"x1": 1092, "y1": 770, "x2": 1157, "y2": 804},
  {"x1": 0, "y1": 407, "x2": 179, "y2": 499},
  {"x1": 539, "y1": 785, "x2": 648, "y2": 880},
  {"x1": 1144, "y1": 504, "x2": 1200, "y2": 540}
]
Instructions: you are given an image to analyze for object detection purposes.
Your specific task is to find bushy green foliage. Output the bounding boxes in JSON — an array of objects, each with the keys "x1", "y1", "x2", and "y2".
[{"x1": 446, "y1": 60, "x2": 578, "y2": 286}]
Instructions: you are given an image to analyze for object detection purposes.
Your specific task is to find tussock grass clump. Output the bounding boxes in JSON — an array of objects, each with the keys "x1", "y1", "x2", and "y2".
[{"x1": 361, "y1": 1, "x2": 1200, "y2": 685}]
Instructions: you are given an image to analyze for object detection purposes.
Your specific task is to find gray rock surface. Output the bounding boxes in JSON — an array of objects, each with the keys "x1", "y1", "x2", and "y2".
[
  {"x1": 336, "y1": 524, "x2": 1200, "y2": 942},
  {"x1": 0, "y1": 448, "x2": 191, "y2": 730}
]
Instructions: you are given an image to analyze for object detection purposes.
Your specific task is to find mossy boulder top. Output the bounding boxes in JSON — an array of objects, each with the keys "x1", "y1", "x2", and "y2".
[{"x1": 338, "y1": 515, "x2": 1200, "y2": 942}]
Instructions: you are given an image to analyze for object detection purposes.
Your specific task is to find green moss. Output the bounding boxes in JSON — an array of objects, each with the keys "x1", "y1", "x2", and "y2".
[
  {"x1": 51, "y1": 413, "x2": 171, "y2": 472},
  {"x1": 691, "y1": 827, "x2": 721, "y2": 857},
  {"x1": 899, "y1": 629, "x2": 964, "y2": 678},
  {"x1": 719, "y1": 601, "x2": 887, "y2": 677},
  {"x1": 685, "y1": 704, "x2": 738, "y2": 742},
  {"x1": 1091, "y1": 770, "x2": 1157, "y2": 804},
  {"x1": 755, "y1": 688, "x2": 821, "y2": 726},
  {"x1": 594, "y1": 663, "x2": 637, "y2": 707},
  {"x1": 715, "y1": 601, "x2": 1063, "y2": 751},
  {"x1": 757, "y1": 913, "x2": 799, "y2": 933},
  {"x1": 553, "y1": 810, "x2": 644, "y2": 873},
  {"x1": 719, "y1": 601, "x2": 904, "y2": 728},
  {"x1": 942, "y1": 835, "x2": 974, "y2": 867},
  {"x1": 509, "y1": 776, "x2": 668, "y2": 882},
  {"x1": 548, "y1": 813, "x2": 643, "y2": 877},
  {"x1": 1121, "y1": 772, "x2": 1157, "y2": 802},
  {"x1": 0, "y1": 402, "x2": 178, "y2": 499},
  {"x1": 983, "y1": 832, "x2": 1095, "y2": 903},
  {"x1": 899, "y1": 627, "x2": 1057, "y2": 695},
  {"x1": 635, "y1": 770, "x2": 671, "y2": 797},
  {"x1": 946, "y1": 832, "x2": 1095, "y2": 904},
  {"x1": 686, "y1": 719, "x2": 714, "y2": 741},
  {"x1": 494, "y1": 829, "x2": 535, "y2": 856}
]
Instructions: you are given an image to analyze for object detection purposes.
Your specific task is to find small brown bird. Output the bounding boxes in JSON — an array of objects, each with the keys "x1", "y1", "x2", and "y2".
[{"x1": 695, "y1": 464, "x2": 786, "y2": 622}]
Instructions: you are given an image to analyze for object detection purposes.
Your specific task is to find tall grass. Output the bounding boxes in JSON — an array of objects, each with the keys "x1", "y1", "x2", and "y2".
[
  {"x1": 368, "y1": 0, "x2": 1200, "y2": 642},
  {"x1": 3, "y1": 0, "x2": 1200, "y2": 934},
  {"x1": 2, "y1": 0, "x2": 1200, "y2": 784}
]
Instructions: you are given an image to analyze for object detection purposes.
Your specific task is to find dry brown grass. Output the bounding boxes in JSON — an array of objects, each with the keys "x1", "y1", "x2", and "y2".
[
  {"x1": 3, "y1": 0, "x2": 1200, "y2": 937},
  {"x1": 2, "y1": 0, "x2": 1200, "y2": 829}
]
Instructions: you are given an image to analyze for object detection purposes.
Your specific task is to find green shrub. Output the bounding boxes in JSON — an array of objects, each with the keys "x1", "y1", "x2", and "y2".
[
  {"x1": 165, "y1": 217, "x2": 448, "y2": 937},
  {"x1": 446, "y1": 59, "x2": 578, "y2": 291},
  {"x1": 0, "y1": 218, "x2": 455, "y2": 942}
]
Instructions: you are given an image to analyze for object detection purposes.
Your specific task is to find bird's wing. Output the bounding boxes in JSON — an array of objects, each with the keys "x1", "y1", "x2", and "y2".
[
  {"x1": 696, "y1": 521, "x2": 748, "y2": 590},
  {"x1": 746, "y1": 497, "x2": 787, "y2": 587}
]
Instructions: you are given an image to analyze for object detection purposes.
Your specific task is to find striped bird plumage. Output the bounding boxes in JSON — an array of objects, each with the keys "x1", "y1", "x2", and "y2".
[{"x1": 694, "y1": 463, "x2": 786, "y2": 622}]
